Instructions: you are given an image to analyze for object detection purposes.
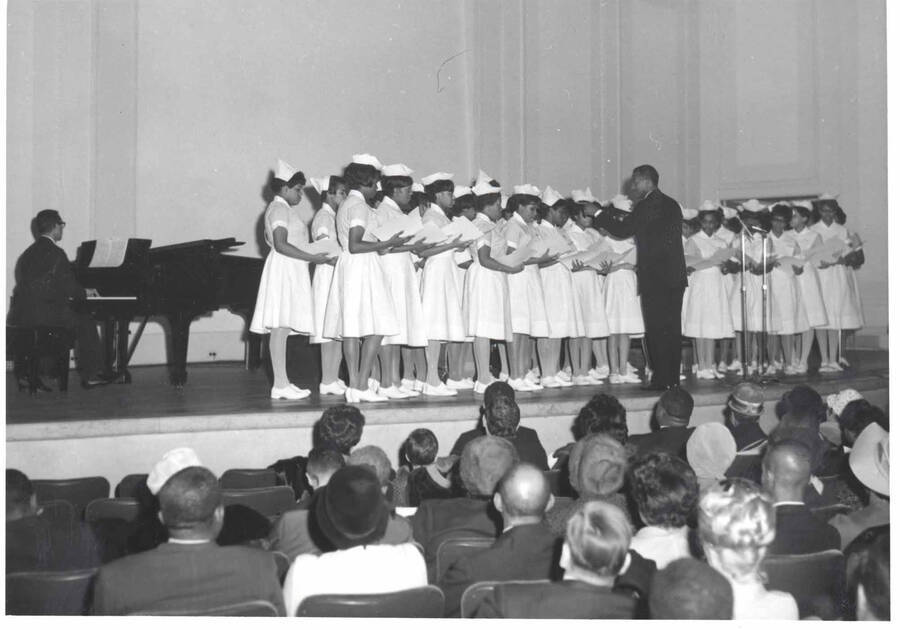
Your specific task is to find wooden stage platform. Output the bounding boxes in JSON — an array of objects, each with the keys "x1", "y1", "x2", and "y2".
[{"x1": 6, "y1": 350, "x2": 889, "y2": 484}]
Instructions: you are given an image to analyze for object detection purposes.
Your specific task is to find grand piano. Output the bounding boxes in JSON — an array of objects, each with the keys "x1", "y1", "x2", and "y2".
[{"x1": 74, "y1": 237, "x2": 263, "y2": 386}]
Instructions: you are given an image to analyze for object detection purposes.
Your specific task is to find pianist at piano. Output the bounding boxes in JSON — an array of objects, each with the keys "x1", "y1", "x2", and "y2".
[{"x1": 8, "y1": 209, "x2": 110, "y2": 389}]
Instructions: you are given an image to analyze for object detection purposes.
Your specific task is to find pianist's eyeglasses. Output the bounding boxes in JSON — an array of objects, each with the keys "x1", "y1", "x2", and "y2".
[{"x1": 57, "y1": 221, "x2": 66, "y2": 227}]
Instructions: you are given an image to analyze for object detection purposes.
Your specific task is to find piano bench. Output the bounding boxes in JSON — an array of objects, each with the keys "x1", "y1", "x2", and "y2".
[{"x1": 8, "y1": 326, "x2": 75, "y2": 394}]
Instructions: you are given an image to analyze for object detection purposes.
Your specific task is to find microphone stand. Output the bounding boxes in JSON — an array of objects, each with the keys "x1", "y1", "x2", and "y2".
[{"x1": 735, "y1": 216, "x2": 752, "y2": 380}]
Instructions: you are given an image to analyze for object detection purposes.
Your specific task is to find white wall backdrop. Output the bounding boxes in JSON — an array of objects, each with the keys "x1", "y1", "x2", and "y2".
[{"x1": 6, "y1": 0, "x2": 887, "y2": 366}]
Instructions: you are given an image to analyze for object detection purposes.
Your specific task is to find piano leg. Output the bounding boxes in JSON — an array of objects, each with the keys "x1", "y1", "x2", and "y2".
[
  {"x1": 102, "y1": 319, "x2": 117, "y2": 379},
  {"x1": 113, "y1": 317, "x2": 132, "y2": 384},
  {"x1": 166, "y1": 311, "x2": 192, "y2": 387}
]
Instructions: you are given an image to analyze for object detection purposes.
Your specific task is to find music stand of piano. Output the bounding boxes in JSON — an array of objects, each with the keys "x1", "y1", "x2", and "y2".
[{"x1": 74, "y1": 237, "x2": 264, "y2": 386}]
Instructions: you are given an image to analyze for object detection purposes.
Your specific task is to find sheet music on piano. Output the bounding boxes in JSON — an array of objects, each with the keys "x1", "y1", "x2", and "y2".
[{"x1": 89, "y1": 238, "x2": 129, "y2": 268}]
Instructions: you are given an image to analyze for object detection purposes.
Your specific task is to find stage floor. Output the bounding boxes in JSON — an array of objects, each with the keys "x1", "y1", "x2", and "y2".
[{"x1": 6, "y1": 349, "x2": 889, "y2": 426}]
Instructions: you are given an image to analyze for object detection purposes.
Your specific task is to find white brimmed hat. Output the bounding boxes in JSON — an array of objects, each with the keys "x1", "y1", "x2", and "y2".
[
  {"x1": 422, "y1": 172, "x2": 454, "y2": 186},
  {"x1": 147, "y1": 447, "x2": 203, "y2": 495},
  {"x1": 472, "y1": 180, "x2": 501, "y2": 196},
  {"x1": 310, "y1": 177, "x2": 329, "y2": 194},
  {"x1": 722, "y1": 205, "x2": 738, "y2": 220},
  {"x1": 740, "y1": 198, "x2": 769, "y2": 213},
  {"x1": 475, "y1": 169, "x2": 495, "y2": 186},
  {"x1": 698, "y1": 200, "x2": 722, "y2": 212},
  {"x1": 541, "y1": 186, "x2": 563, "y2": 207},
  {"x1": 275, "y1": 159, "x2": 297, "y2": 182},
  {"x1": 351, "y1": 153, "x2": 383, "y2": 170},
  {"x1": 849, "y1": 423, "x2": 889, "y2": 496},
  {"x1": 610, "y1": 194, "x2": 632, "y2": 212},
  {"x1": 381, "y1": 163, "x2": 414, "y2": 178},
  {"x1": 583, "y1": 187, "x2": 600, "y2": 204},
  {"x1": 513, "y1": 184, "x2": 541, "y2": 197},
  {"x1": 682, "y1": 207, "x2": 699, "y2": 221},
  {"x1": 825, "y1": 388, "x2": 864, "y2": 417},
  {"x1": 411, "y1": 182, "x2": 425, "y2": 194},
  {"x1": 453, "y1": 185, "x2": 472, "y2": 199},
  {"x1": 793, "y1": 200, "x2": 814, "y2": 212}
]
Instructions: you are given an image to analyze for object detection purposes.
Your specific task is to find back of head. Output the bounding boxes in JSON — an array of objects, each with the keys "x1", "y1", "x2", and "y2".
[
  {"x1": 306, "y1": 447, "x2": 345, "y2": 485},
  {"x1": 768, "y1": 411, "x2": 824, "y2": 473},
  {"x1": 158, "y1": 466, "x2": 222, "y2": 532},
  {"x1": 314, "y1": 405, "x2": 365, "y2": 454},
  {"x1": 762, "y1": 439, "x2": 812, "y2": 499},
  {"x1": 348, "y1": 445, "x2": 392, "y2": 488},
  {"x1": 485, "y1": 395, "x2": 520, "y2": 438},
  {"x1": 727, "y1": 382, "x2": 764, "y2": 422},
  {"x1": 404, "y1": 428, "x2": 439, "y2": 466},
  {"x1": 632, "y1": 164, "x2": 660, "y2": 187},
  {"x1": 34, "y1": 209, "x2": 62, "y2": 235},
  {"x1": 658, "y1": 387, "x2": 694, "y2": 426},
  {"x1": 649, "y1": 558, "x2": 733, "y2": 619},
  {"x1": 6, "y1": 469, "x2": 34, "y2": 519},
  {"x1": 627, "y1": 452, "x2": 698, "y2": 529},
  {"x1": 568, "y1": 433, "x2": 627, "y2": 498},
  {"x1": 496, "y1": 463, "x2": 550, "y2": 519},
  {"x1": 686, "y1": 423, "x2": 737, "y2": 487},
  {"x1": 845, "y1": 526, "x2": 890, "y2": 621},
  {"x1": 572, "y1": 393, "x2": 627, "y2": 443},
  {"x1": 564, "y1": 501, "x2": 631, "y2": 577},
  {"x1": 697, "y1": 479, "x2": 774, "y2": 580},
  {"x1": 839, "y1": 399, "x2": 888, "y2": 446},
  {"x1": 460, "y1": 436, "x2": 519, "y2": 498},
  {"x1": 775, "y1": 385, "x2": 826, "y2": 424},
  {"x1": 482, "y1": 381, "x2": 515, "y2": 408}
]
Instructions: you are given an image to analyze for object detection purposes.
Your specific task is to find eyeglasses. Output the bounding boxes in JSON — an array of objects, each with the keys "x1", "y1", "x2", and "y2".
[{"x1": 58, "y1": 221, "x2": 66, "y2": 227}]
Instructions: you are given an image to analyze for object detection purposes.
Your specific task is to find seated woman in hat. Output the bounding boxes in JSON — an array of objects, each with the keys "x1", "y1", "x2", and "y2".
[
  {"x1": 697, "y1": 479, "x2": 798, "y2": 620},
  {"x1": 282, "y1": 465, "x2": 426, "y2": 616}
]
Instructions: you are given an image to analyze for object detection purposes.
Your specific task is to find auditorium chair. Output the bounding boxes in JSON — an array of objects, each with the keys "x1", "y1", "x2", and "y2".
[
  {"x1": 762, "y1": 549, "x2": 846, "y2": 620},
  {"x1": 272, "y1": 551, "x2": 290, "y2": 584},
  {"x1": 8, "y1": 325, "x2": 75, "y2": 394},
  {"x1": 84, "y1": 497, "x2": 142, "y2": 523},
  {"x1": 128, "y1": 599, "x2": 281, "y2": 616},
  {"x1": 33, "y1": 476, "x2": 110, "y2": 519},
  {"x1": 222, "y1": 486, "x2": 296, "y2": 519},
  {"x1": 296, "y1": 586, "x2": 445, "y2": 618},
  {"x1": 114, "y1": 474, "x2": 149, "y2": 499},
  {"x1": 219, "y1": 468, "x2": 279, "y2": 490},
  {"x1": 809, "y1": 503, "x2": 852, "y2": 521},
  {"x1": 460, "y1": 580, "x2": 551, "y2": 618},
  {"x1": 6, "y1": 568, "x2": 98, "y2": 615},
  {"x1": 435, "y1": 537, "x2": 495, "y2": 581},
  {"x1": 37, "y1": 499, "x2": 76, "y2": 529}
]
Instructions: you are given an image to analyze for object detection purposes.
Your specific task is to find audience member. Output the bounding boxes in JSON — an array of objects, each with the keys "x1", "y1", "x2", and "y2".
[
  {"x1": 844, "y1": 525, "x2": 890, "y2": 621},
  {"x1": 475, "y1": 501, "x2": 638, "y2": 619},
  {"x1": 626, "y1": 452, "x2": 698, "y2": 568},
  {"x1": 269, "y1": 404, "x2": 365, "y2": 499},
  {"x1": 829, "y1": 423, "x2": 890, "y2": 548},
  {"x1": 838, "y1": 398, "x2": 889, "y2": 448},
  {"x1": 823, "y1": 388, "x2": 864, "y2": 446},
  {"x1": 649, "y1": 557, "x2": 733, "y2": 619},
  {"x1": 440, "y1": 463, "x2": 559, "y2": 616},
  {"x1": 450, "y1": 391, "x2": 548, "y2": 470},
  {"x1": 392, "y1": 428, "x2": 454, "y2": 507},
  {"x1": 545, "y1": 433, "x2": 631, "y2": 535},
  {"x1": 686, "y1": 423, "x2": 737, "y2": 492},
  {"x1": 282, "y1": 465, "x2": 426, "y2": 616},
  {"x1": 760, "y1": 440, "x2": 840, "y2": 554},
  {"x1": 724, "y1": 382, "x2": 767, "y2": 451},
  {"x1": 775, "y1": 384, "x2": 828, "y2": 425},
  {"x1": 697, "y1": 479, "x2": 798, "y2": 620},
  {"x1": 94, "y1": 450, "x2": 284, "y2": 615},
  {"x1": 216, "y1": 504, "x2": 272, "y2": 547},
  {"x1": 628, "y1": 387, "x2": 695, "y2": 458},
  {"x1": 348, "y1": 445, "x2": 394, "y2": 492},
  {"x1": 411, "y1": 436, "x2": 517, "y2": 581},
  {"x1": 6, "y1": 469, "x2": 102, "y2": 573}
]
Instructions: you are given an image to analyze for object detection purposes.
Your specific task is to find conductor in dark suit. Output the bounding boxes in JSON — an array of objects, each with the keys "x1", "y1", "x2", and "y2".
[
  {"x1": 9, "y1": 209, "x2": 107, "y2": 388},
  {"x1": 593, "y1": 165, "x2": 687, "y2": 390}
]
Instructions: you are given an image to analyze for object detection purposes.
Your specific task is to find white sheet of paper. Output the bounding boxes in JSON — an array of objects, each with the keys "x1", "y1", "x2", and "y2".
[
  {"x1": 88, "y1": 238, "x2": 129, "y2": 268},
  {"x1": 370, "y1": 213, "x2": 421, "y2": 241},
  {"x1": 615, "y1": 247, "x2": 636, "y2": 265},
  {"x1": 442, "y1": 217, "x2": 484, "y2": 242},
  {"x1": 301, "y1": 238, "x2": 341, "y2": 258},
  {"x1": 409, "y1": 222, "x2": 448, "y2": 245},
  {"x1": 564, "y1": 239, "x2": 611, "y2": 264},
  {"x1": 537, "y1": 229, "x2": 573, "y2": 257},
  {"x1": 805, "y1": 237, "x2": 845, "y2": 265},
  {"x1": 496, "y1": 241, "x2": 536, "y2": 267}
]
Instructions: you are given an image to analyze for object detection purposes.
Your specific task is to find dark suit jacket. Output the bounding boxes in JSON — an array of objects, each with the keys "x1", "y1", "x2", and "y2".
[
  {"x1": 475, "y1": 580, "x2": 637, "y2": 619},
  {"x1": 593, "y1": 188, "x2": 687, "y2": 293},
  {"x1": 411, "y1": 497, "x2": 502, "y2": 582},
  {"x1": 627, "y1": 426, "x2": 695, "y2": 459},
  {"x1": 6, "y1": 514, "x2": 102, "y2": 573},
  {"x1": 768, "y1": 503, "x2": 842, "y2": 555},
  {"x1": 439, "y1": 522, "x2": 561, "y2": 617},
  {"x1": 729, "y1": 421, "x2": 768, "y2": 452},
  {"x1": 92, "y1": 541, "x2": 285, "y2": 615},
  {"x1": 10, "y1": 237, "x2": 85, "y2": 328},
  {"x1": 450, "y1": 426, "x2": 549, "y2": 471}
]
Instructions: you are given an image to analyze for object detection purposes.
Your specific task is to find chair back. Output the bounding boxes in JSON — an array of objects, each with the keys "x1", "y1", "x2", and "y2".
[
  {"x1": 220, "y1": 468, "x2": 279, "y2": 490},
  {"x1": 435, "y1": 537, "x2": 494, "y2": 581},
  {"x1": 222, "y1": 486, "x2": 296, "y2": 519},
  {"x1": 809, "y1": 503, "x2": 852, "y2": 521},
  {"x1": 37, "y1": 499, "x2": 76, "y2": 529},
  {"x1": 129, "y1": 599, "x2": 281, "y2": 616},
  {"x1": 114, "y1": 474, "x2": 149, "y2": 499},
  {"x1": 33, "y1": 476, "x2": 110, "y2": 519},
  {"x1": 296, "y1": 586, "x2": 444, "y2": 618},
  {"x1": 6, "y1": 568, "x2": 98, "y2": 615},
  {"x1": 85, "y1": 497, "x2": 142, "y2": 523},
  {"x1": 762, "y1": 549, "x2": 846, "y2": 619},
  {"x1": 460, "y1": 580, "x2": 552, "y2": 618},
  {"x1": 272, "y1": 551, "x2": 290, "y2": 584}
]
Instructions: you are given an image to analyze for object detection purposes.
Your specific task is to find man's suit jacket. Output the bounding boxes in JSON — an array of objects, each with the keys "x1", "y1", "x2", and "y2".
[
  {"x1": 10, "y1": 237, "x2": 85, "y2": 328},
  {"x1": 450, "y1": 426, "x2": 549, "y2": 470},
  {"x1": 594, "y1": 188, "x2": 687, "y2": 293},
  {"x1": 6, "y1": 514, "x2": 101, "y2": 573},
  {"x1": 92, "y1": 541, "x2": 285, "y2": 615},
  {"x1": 411, "y1": 497, "x2": 503, "y2": 582},
  {"x1": 439, "y1": 522, "x2": 561, "y2": 617},
  {"x1": 474, "y1": 579, "x2": 637, "y2": 619},
  {"x1": 627, "y1": 426, "x2": 695, "y2": 459},
  {"x1": 768, "y1": 503, "x2": 842, "y2": 555}
]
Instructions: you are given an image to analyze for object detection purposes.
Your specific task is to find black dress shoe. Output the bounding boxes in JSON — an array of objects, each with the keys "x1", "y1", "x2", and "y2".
[
  {"x1": 640, "y1": 382, "x2": 667, "y2": 392},
  {"x1": 81, "y1": 376, "x2": 112, "y2": 390}
]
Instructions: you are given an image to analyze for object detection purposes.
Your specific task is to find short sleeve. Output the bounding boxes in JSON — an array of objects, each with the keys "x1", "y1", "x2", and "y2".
[
  {"x1": 269, "y1": 203, "x2": 290, "y2": 231},
  {"x1": 348, "y1": 201, "x2": 369, "y2": 230},
  {"x1": 504, "y1": 221, "x2": 525, "y2": 249}
]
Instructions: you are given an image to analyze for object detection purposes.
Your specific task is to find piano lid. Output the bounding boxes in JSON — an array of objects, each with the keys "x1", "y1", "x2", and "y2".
[{"x1": 75, "y1": 238, "x2": 152, "y2": 268}]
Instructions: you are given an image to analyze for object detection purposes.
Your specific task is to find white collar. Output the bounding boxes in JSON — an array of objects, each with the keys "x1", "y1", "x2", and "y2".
[
  {"x1": 349, "y1": 189, "x2": 365, "y2": 201},
  {"x1": 568, "y1": 223, "x2": 585, "y2": 234},
  {"x1": 475, "y1": 212, "x2": 494, "y2": 224},
  {"x1": 512, "y1": 211, "x2": 528, "y2": 227},
  {"x1": 320, "y1": 202, "x2": 335, "y2": 215},
  {"x1": 773, "y1": 500, "x2": 805, "y2": 507},
  {"x1": 274, "y1": 195, "x2": 290, "y2": 207},
  {"x1": 168, "y1": 537, "x2": 212, "y2": 545},
  {"x1": 381, "y1": 196, "x2": 401, "y2": 212}
]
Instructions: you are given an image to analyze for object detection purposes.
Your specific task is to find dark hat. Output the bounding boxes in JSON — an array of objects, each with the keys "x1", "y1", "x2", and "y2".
[
  {"x1": 727, "y1": 382, "x2": 765, "y2": 416},
  {"x1": 659, "y1": 387, "x2": 694, "y2": 424},
  {"x1": 314, "y1": 465, "x2": 388, "y2": 550},
  {"x1": 35, "y1": 209, "x2": 63, "y2": 225}
]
